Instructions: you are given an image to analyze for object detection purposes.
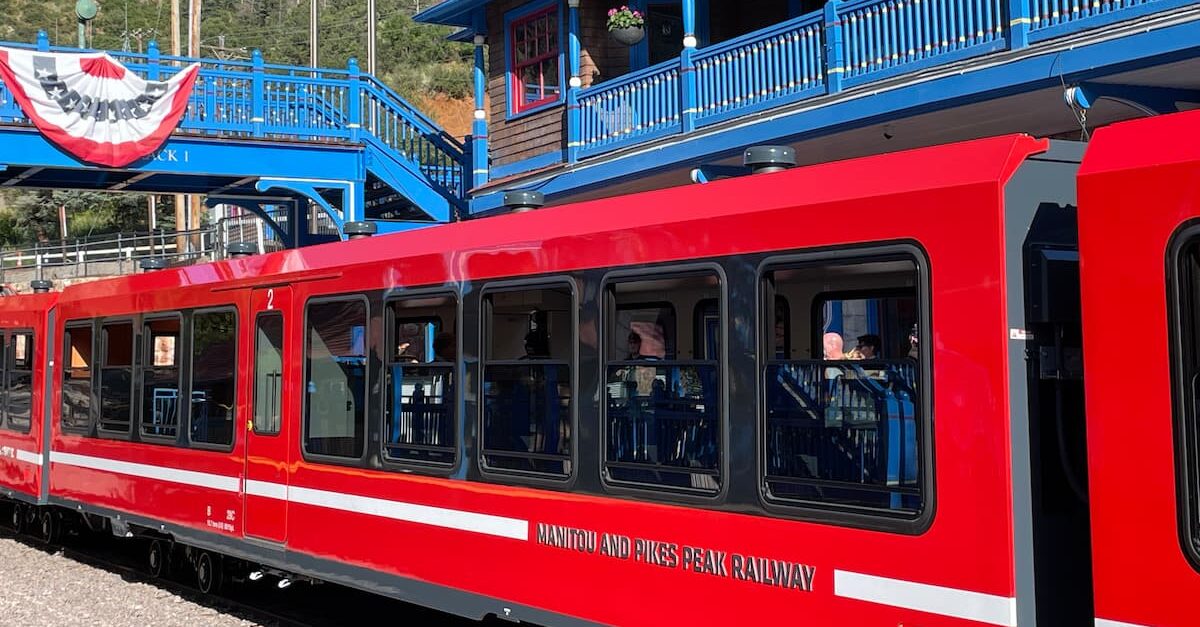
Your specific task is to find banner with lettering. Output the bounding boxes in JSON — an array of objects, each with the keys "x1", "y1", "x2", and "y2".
[{"x1": 0, "y1": 47, "x2": 199, "y2": 167}]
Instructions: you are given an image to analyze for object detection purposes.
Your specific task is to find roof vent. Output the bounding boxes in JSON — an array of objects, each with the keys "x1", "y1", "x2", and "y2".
[
  {"x1": 226, "y1": 242, "x2": 258, "y2": 258},
  {"x1": 503, "y1": 190, "x2": 545, "y2": 213},
  {"x1": 29, "y1": 280, "x2": 52, "y2": 294},
  {"x1": 344, "y1": 221, "x2": 378, "y2": 240},
  {"x1": 139, "y1": 257, "x2": 168, "y2": 272},
  {"x1": 744, "y1": 145, "x2": 796, "y2": 174}
]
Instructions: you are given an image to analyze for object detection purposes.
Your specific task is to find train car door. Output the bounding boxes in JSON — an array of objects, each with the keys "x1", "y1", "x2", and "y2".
[{"x1": 243, "y1": 286, "x2": 291, "y2": 544}]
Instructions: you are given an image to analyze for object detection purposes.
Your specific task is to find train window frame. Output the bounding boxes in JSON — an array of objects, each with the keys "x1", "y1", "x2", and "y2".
[
  {"x1": 1167, "y1": 223, "x2": 1200, "y2": 571},
  {"x1": 301, "y1": 294, "x2": 371, "y2": 464},
  {"x1": 3, "y1": 329, "x2": 35, "y2": 433},
  {"x1": 61, "y1": 321, "x2": 95, "y2": 436},
  {"x1": 97, "y1": 318, "x2": 137, "y2": 438},
  {"x1": 478, "y1": 277, "x2": 578, "y2": 486},
  {"x1": 380, "y1": 289, "x2": 461, "y2": 472},
  {"x1": 188, "y1": 307, "x2": 239, "y2": 451},
  {"x1": 756, "y1": 243, "x2": 935, "y2": 535},
  {"x1": 252, "y1": 311, "x2": 285, "y2": 438},
  {"x1": 138, "y1": 313, "x2": 183, "y2": 444},
  {"x1": 599, "y1": 262, "x2": 728, "y2": 501}
]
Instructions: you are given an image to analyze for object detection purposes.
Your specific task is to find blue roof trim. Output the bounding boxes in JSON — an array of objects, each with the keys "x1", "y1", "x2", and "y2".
[{"x1": 413, "y1": 0, "x2": 490, "y2": 27}]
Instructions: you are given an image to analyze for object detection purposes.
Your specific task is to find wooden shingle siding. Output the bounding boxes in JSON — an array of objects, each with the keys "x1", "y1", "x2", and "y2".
[
  {"x1": 485, "y1": 1, "x2": 635, "y2": 168},
  {"x1": 487, "y1": 0, "x2": 564, "y2": 168}
]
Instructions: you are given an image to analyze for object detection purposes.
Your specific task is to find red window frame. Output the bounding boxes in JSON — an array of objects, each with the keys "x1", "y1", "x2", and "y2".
[{"x1": 509, "y1": 4, "x2": 561, "y2": 115}]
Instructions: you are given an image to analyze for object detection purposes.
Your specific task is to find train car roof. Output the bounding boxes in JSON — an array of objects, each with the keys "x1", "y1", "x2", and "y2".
[
  {"x1": 1080, "y1": 109, "x2": 1200, "y2": 178},
  {"x1": 0, "y1": 291, "x2": 58, "y2": 313},
  {"x1": 59, "y1": 133, "x2": 1047, "y2": 305}
]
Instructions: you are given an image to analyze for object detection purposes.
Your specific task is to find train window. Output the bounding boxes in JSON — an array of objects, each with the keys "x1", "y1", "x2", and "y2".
[
  {"x1": 190, "y1": 310, "x2": 237, "y2": 447},
  {"x1": 253, "y1": 313, "x2": 285, "y2": 436},
  {"x1": 481, "y1": 285, "x2": 573, "y2": 477},
  {"x1": 62, "y1": 324, "x2": 93, "y2": 433},
  {"x1": 5, "y1": 332, "x2": 33, "y2": 432},
  {"x1": 1171, "y1": 234, "x2": 1200, "y2": 562},
  {"x1": 385, "y1": 294, "x2": 457, "y2": 465},
  {"x1": 140, "y1": 317, "x2": 181, "y2": 439},
  {"x1": 99, "y1": 321, "x2": 134, "y2": 434},
  {"x1": 603, "y1": 273, "x2": 722, "y2": 493},
  {"x1": 762, "y1": 256, "x2": 923, "y2": 515},
  {"x1": 304, "y1": 298, "x2": 368, "y2": 459}
]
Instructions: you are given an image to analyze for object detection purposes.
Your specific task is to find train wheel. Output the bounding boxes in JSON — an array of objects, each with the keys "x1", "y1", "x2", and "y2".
[
  {"x1": 148, "y1": 540, "x2": 167, "y2": 579},
  {"x1": 38, "y1": 510, "x2": 59, "y2": 545},
  {"x1": 196, "y1": 551, "x2": 223, "y2": 595},
  {"x1": 10, "y1": 504, "x2": 23, "y2": 534}
]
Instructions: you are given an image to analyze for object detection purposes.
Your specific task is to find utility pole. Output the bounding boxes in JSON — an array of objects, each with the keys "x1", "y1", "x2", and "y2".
[
  {"x1": 367, "y1": 0, "x2": 376, "y2": 74},
  {"x1": 171, "y1": 0, "x2": 184, "y2": 254},
  {"x1": 187, "y1": 0, "x2": 204, "y2": 253},
  {"x1": 310, "y1": 0, "x2": 319, "y2": 67}
]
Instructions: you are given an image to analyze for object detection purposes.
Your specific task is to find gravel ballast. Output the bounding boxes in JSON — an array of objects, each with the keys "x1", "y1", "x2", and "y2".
[{"x1": 0, "y1": 535, "x2": 260, "y2": 627}]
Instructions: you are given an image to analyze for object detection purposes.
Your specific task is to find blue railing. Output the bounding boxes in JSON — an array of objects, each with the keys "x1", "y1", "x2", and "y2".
[
  {"x1": 565, "y1": 0, "x2": 1189, "y2": 159},
  {"x1": 693, "y1": 12, "x2": 826, "y2": 125},
  {"x1": 836, "y1": 0, "x2": 1006, "y2": 85},
  {"x1": 577, "y1": 59, "x2": 681, "y2": 158},
  {"x1": 0, "y1": 35, "x2": 465, "y2": 200}
]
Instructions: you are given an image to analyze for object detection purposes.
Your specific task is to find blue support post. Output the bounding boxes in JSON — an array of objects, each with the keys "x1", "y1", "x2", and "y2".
[
  {"x1": 251, "y1": 49, "x2": 265, "y2": 138},
  {"x1": 825, "y1": 0, "x2": 846, "y2": 94},
  {"x1": 681, "y1": 0, "x2": 698, "y2": 133},
  {"x1": 471, "y1": 25, "x2": 489, "y2": 189},
  {"x1": 347, "y1": 57, "x2": 361, "y2": 143},
  {"x1": 36, "y1": 30, "x2": 49, "y2": 52},
  {"x1": 146, "y1": 41, "x2": 161, "y2": 80},
  {"x1": 566, "y1": 0, "x2": 583, "y2": 163},
  {"x1": 1009, "y1": 0, "x2": 1031, "y2": 48}
]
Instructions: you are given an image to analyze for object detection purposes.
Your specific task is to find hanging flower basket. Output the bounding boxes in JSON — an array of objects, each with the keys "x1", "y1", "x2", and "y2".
[{"x1": 608, "y1": 6, "x2": 646, "y2": 46}]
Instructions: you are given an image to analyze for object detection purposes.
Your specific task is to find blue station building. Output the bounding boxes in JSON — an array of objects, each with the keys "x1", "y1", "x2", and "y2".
[{"x1": 0, "y1": 0, "x2": 1198, "y2": 237}]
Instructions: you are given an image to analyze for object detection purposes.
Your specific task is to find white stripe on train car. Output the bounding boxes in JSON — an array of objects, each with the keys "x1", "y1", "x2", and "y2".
[
  {"x1": 244, "y1": 479, "x2": 288, "y2": 500},
  {"x1": 286, "y1": 485, "x2": 529, "y2": 541},
  {"x1": 50, "y1": 452, "x2": 528, "y2": 540},
  {"x1": 834, "y1": 569, "x2": 1017, "y2": 626},
  {"x1": 49, "y1": 451, "x2": 241, "y2": 493},
  {"x1": 14, "y1": 449, "x2": 40, "y2": 465},
  {"x1": 1096, "y1": 619, "x2": 1150, "y2": 627}
]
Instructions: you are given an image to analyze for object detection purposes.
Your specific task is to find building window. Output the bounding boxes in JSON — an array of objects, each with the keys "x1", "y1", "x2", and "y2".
[
  {"x1": 5, "y1": 332, "x2": 33, "y2": 432},
  {"x1": 305, "y1": 298, "x2": 368, "y2": 459},
  {"x1": 191, "y1": 310, "x2": 237, "y2": 446},
  {"x1": 385, "y1": 294, "x2": 457, "y2": 466},
  {"x1": 99, "y1": 321, "x2": 134, "y2": 434},
  {"x1": 604, "y1": 274, "x2": 722, "y2": 493},
  {"x1": 482, "y1": 284, "x2": 573, "y2": 477},
  {"x1": 254, "y1": 313, "x2": 285, "y2": 436},
  {"x1": 762, "y1": 255, "x2": 924, "y2": 515},
  {"x1": 62, "y1": 324, "x2": 93, "y2": 433},
  {"x1": 508, "y1": 2, "x2": 561, "y2": 115},
  {"x1": 141, "y1": 317, "x2": 181, "y2": 439}
]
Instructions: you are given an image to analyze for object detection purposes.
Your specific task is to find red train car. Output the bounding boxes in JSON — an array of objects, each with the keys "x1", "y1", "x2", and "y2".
[
  {"x1": 1078, "y1": 110, "x2": 1200, "y2": 627},
  {"x1": 5, "y1": 131, "x2": 1103, "y2": 626},
  {"x1": 0, "y1": 287, "x2": 57, "y2": 531}
]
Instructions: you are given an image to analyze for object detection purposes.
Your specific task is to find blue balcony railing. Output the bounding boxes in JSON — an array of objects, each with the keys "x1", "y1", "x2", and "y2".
[
  {"x1": 0, "y1": 35, "x2": 465, "y2": 200},
  {"x1": 565, "y1": 0, "x2": 1190, "y2": 159},
  {"x1": 693, "y1": 12, "x2": 826, "y2": 125},
  {"x1": 577, "y1": 59, "x2": 681, "y2": 158}
]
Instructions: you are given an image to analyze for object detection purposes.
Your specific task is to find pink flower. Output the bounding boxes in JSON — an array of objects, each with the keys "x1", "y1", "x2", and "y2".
[{"x1": 608, "y1": 8, "x2": 616, "y2": 14}]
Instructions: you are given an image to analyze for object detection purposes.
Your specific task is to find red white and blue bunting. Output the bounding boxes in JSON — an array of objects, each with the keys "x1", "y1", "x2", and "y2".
[{"x1": 0, "y1": 47, "x2": 199, "y2": 167}]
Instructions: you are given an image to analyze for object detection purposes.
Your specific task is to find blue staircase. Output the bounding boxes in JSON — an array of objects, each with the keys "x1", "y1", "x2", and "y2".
[{"x1": 0, "y1": 34, "x2": 467, "y2": 229}]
